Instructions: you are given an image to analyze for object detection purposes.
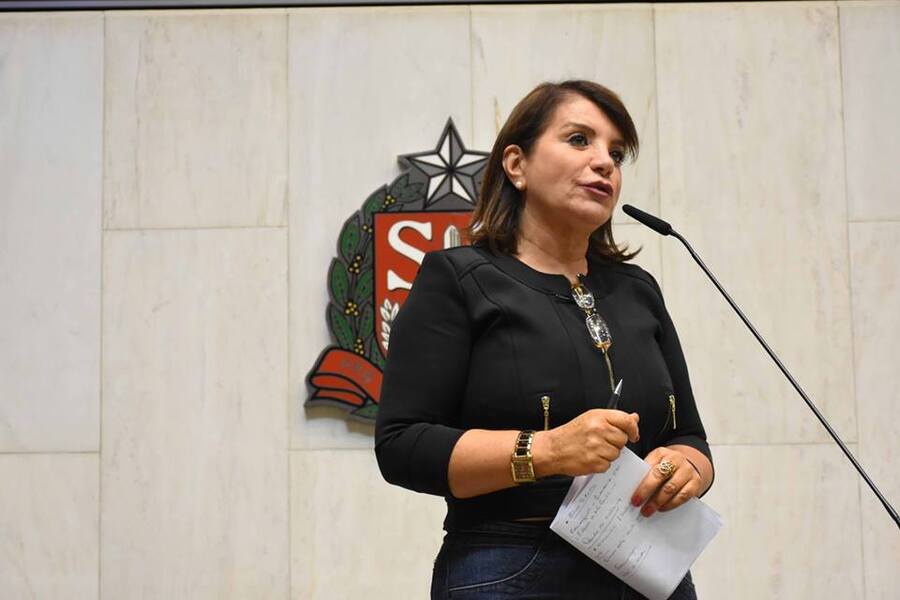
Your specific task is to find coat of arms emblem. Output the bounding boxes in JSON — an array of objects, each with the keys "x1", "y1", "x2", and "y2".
[{"x1": 306, "y1": 119, "x2": 489, "y2": 421}]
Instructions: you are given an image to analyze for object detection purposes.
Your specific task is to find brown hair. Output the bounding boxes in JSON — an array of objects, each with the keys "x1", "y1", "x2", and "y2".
[{"x1": 468, "y1": 80, "x2": 639, "y2": 263}]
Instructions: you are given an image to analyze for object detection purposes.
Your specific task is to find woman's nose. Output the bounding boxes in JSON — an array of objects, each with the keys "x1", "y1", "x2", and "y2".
[{"x1": 590, "y1": 148, "x2": 614, "y2": 176}]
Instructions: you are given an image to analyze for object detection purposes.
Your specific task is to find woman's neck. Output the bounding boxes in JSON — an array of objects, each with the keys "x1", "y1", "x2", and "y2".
[{"x1": 514, "y1": 212, "x2": 590, "y2": 284}]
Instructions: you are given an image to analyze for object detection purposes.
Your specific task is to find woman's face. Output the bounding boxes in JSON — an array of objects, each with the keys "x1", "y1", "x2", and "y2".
[{"x1": 506, "y1": 95, "x2": 626, "y2": 235}]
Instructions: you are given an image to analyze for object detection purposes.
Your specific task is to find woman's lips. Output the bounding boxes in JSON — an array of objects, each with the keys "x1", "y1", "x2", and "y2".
[{"x1": 581, "y1": 184, "x2": 611, "y2": 199}]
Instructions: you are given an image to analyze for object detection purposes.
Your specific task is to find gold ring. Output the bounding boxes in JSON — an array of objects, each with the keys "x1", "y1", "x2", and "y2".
[{"x1": 656, "y1": 458, "x2": 677, "y2": 478}]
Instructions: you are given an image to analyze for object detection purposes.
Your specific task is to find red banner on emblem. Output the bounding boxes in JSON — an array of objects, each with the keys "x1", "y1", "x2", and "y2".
[{"x1": 308, "y1": 347, "x2": 384, "y2": 406}]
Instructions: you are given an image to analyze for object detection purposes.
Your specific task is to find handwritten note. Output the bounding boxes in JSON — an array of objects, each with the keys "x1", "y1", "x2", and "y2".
[{"x1": 550, "y1": 448, "x2": 723, "y2": 600}]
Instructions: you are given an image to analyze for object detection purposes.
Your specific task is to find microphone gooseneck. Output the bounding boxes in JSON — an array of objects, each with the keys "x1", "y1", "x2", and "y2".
[{"x1": 622, "y1": 203, "x2": 900, "y2": 530}]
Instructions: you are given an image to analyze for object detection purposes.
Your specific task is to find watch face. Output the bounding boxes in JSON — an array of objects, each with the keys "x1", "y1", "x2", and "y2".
[{"x1": 512, "y1": 460, "x2": 535, "y2": 482}]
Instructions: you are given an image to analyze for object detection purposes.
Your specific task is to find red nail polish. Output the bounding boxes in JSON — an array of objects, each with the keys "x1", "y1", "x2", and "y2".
[
  {"x1": 641, "y1": 505, "x2": 655, "y2": 517},
  {"x1": 631, "y1": 494, "x2": 642, "y2": 507}
]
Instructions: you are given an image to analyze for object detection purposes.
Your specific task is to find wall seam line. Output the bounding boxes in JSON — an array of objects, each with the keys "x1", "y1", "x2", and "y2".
[
  {"x1": 710, "y1": 441, "x2": 859, "y2": 447},
  {"x1": 285, "y1": 7, "x2": 293, "y2": 599},
  {"x1": 650, "y1": 3, "x2": 665, "y2": 290},
  {"x1": 835, "y1": 3, "x2": 868, "y2": 598},
  {"x1": 0, "y1": 451, "x2": 103, "y2": 456},
  {"x1": 468, "y1": 4, "x2": 474, "y2": 145},
  {"x1": 848, "y1": 218, "x2": 900, "y2": 224},
  {"x1": 98, "y1": 10, "x2": 107, "y2": 600},
  {"x1": 104, "y1": 225, "x2": 288, "y2": 232}
]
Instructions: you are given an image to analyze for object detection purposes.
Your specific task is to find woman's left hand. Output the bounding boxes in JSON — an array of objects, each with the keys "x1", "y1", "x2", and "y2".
[{"x1": 631, "y1": 447, "x2": 703, "y2": 517}]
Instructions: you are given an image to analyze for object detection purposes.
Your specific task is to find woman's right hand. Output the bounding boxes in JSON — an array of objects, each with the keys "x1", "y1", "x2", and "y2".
[{"x1": 533, "y1": 409, "x2": 640, "y2": 478}]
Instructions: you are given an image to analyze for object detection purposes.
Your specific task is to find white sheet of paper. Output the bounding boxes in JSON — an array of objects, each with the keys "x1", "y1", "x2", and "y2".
[{"x1": 550, "y1": 448, "x2": 723, "y2": 600}]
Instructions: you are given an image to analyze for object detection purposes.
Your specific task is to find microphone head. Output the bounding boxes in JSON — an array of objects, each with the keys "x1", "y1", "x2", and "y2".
[{"x1": 622, "y1": 204, "x2": 673, "y2": 236}]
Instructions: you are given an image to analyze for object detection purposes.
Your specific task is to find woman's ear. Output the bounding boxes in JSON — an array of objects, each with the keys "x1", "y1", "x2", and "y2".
[{"x1": 502, "y1": 144, "x2": 526, "y2": 187}]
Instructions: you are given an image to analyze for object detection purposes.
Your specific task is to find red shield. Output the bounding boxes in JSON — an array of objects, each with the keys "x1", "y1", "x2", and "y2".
[{"x1": 373, "y1": 211, "x2": 472, "y2": 359}]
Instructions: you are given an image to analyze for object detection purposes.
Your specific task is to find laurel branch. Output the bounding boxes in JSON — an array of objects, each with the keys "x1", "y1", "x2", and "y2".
[{"x1": 326, "y1": 173, "x2": 424, "y2": 373}]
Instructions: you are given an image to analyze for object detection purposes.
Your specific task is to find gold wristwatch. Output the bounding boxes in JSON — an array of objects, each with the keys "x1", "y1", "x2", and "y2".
[{"x1": 510, "y1": 430, "x2": 536, "y2": 483}]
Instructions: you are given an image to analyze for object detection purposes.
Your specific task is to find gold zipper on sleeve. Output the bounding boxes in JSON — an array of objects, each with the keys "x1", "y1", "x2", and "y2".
[{"x1": 668, "y1": 394, "x2": 677, "y2": 430}]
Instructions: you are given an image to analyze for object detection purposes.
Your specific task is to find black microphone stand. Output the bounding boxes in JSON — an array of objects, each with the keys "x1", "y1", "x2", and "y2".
[{"x1": 623, "y1": 203, "x2": 900, "y2": 530}]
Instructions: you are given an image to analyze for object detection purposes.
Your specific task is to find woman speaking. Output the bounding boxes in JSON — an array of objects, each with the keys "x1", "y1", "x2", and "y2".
[{"x1": 375, "y1": 80, "x2": 714, "y2": 599}]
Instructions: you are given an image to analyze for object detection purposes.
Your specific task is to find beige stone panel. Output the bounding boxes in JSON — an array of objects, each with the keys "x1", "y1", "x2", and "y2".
[
  {"x1": 104, "y1": 10, "x2": 287, "y2": 229},
  {"x1": 692, "y1": 444, "x2": 863, "y2": 598},
  {"x1": 290, "y1": 450, "x2": 445, "y2": 599},
  {"x1": 849, "y1": 222, "x2": 900, "y2": 599},
  {"x1": 471, "y1": 4, "x2": 658, "y2": 222},
  {"x1": 656, "y1": 3, "x2": 854, "y2": 444},
  {"x1": 289, "y1": 7, "x2": 472, "y2": 449},
  {"x1": 0, "y1": 14, "x2": 102, "y2": 451},
  {"x1": 0, "y1": 454, "x2": 98, "y2": 599},
  {"x1": 101, "y1": 229, "x2": 288, "y2": 598},
  {"x1": 616, "y1": 222, "x2": 662, "y2": 279},
  {"x1": 840, "y1": 1, "x2": 900, "y2": 221}
]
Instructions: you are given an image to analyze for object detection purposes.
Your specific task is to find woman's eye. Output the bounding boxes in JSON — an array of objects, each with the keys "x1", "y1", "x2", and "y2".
[
  {"x1": 568, "y1": 133, "x2": 589, "y2": 146},
  {"x1": 611, "y1": 149, "x2": 625, "y2": 166}
]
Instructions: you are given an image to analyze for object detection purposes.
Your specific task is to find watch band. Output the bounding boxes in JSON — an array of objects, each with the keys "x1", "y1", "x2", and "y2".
[{"x1": 510, "y1": 430, "x2": 536, "y2": 483}]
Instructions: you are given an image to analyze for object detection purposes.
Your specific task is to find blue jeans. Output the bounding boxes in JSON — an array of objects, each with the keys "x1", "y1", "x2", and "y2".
[{"x1": 431, "y1": 520, "x2": 698, "y2": 600}]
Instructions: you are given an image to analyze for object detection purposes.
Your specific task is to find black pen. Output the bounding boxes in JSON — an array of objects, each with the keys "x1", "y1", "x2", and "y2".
[{"x1": 607, "y1": 379, "x2": 623, "y2": 410}]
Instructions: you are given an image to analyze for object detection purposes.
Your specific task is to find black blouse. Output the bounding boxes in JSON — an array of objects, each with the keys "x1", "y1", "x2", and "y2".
[{"x1": 374, "y1": 243, "x2": 712, "y2": 531}]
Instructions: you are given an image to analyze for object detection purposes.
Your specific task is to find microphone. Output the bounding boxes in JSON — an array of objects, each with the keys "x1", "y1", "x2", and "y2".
[
  {"x1": 622, "y1": 203, "x2": 900, "y2": 529},
  {"x1": 622, "y1": 204, "x2": 672, "y2": 236}
]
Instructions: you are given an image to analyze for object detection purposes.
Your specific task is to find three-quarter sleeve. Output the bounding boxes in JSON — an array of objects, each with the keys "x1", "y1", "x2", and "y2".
[
  {"x1": 374, "y1": 251, "x2": 470, "y2": 497},
  {"x1": 646, "y1": 274, "x2": 714, "y2": 476}
]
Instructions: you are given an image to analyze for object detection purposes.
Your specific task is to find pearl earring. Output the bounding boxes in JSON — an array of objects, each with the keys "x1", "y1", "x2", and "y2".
[{"x1": 515, "y1": 180, "x2": 524, "y2": 189}]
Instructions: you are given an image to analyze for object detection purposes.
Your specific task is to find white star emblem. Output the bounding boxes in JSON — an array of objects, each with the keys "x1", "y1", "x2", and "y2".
[{"x1": 398, "y1": 119, "x2": 489, "y2": 208}]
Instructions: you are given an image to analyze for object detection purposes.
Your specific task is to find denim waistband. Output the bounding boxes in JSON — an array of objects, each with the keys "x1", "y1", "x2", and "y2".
[{"x1": 450, "y1": 519, "x2": 553, "y2": 539}]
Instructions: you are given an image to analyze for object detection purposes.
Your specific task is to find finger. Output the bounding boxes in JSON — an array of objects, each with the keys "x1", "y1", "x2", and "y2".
[
  {"x1": 643, "y1": 466, "x2": 693, "y2": 517},
  {"x1": 589, "y1": 457, "x2": 611, "y2": 474},
  {"x1": 629, "y1": 413, "x2": 640, "y2": 443},
  {"x1": 604, "y1": 410, "x2": 640, "y2": 443},
  {"x1": 658, "y1": 479, "x2": 700, "y2": 513},
  {"x1": 605, "y1": 428, "x2": 628, "y2": 450},
  {"x1": 594, "y1": 443, "x2": 621, "y2": 464},
  {"x1": 584, "y1": 423, "x2": 626, "y2": 453},
  {"x1": 629, "y1": 448, "x2": 668, "y2": 508}
]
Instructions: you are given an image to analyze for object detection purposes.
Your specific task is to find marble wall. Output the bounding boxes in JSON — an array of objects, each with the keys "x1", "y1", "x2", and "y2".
[{"x1": 1, "y1": 2, "x2": 897, "y2": 598}]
